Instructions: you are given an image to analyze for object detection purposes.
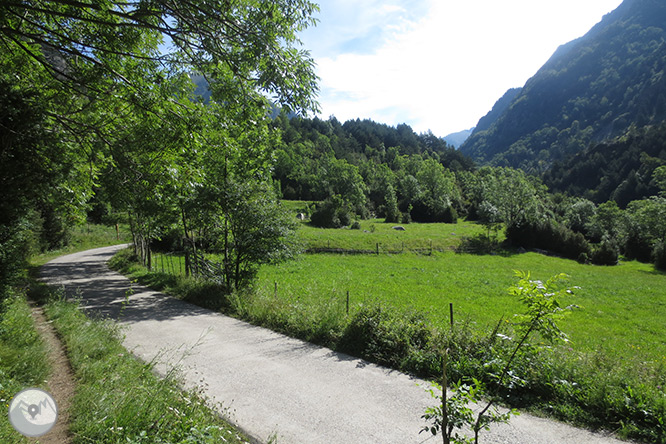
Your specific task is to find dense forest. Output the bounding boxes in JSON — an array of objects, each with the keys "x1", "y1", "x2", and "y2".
[
  {"x1": 461, "y1": 0, "x2": 666, "y2": 173},
  {"x1": 270, "y1": 114, "x2": 666, "y2": 270}
]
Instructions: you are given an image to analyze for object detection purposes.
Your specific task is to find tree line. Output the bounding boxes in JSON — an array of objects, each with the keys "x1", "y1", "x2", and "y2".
[{"x1": 272, "y1": 114, "x2": 666, "y2": 270}]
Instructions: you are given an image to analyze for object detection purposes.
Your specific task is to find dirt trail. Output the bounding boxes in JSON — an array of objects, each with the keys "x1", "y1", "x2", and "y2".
[
  {"x1": 40, "y1": 245, "x2": 630, "y2": 444},
  {"x1": 29, "y1": 306, "x2": 74, "y2": 444}
]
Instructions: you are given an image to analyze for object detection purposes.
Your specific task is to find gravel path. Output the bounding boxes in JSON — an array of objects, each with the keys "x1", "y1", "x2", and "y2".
[{"x1": 40, "y1": 245, "x2": 629, "y2": 444}]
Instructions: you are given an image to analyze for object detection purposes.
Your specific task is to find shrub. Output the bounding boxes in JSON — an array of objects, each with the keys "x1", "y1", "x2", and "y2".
[
  {"x1": 653, "y1": 241, "x2": 666, "y2": 271},
  {"x1": 505, "y1": 219, "x2": 591, "y2": 260},
  {"x1": 350, "y1": 221, "x2": 361, "y2": 230},
  {"x1": 591, "y1": 237, "x2": 619, "y2": 266},
  {"x1": 338, "y1": 305, "x2": 435, "y2": 373},
  {"x1": 310, "y1": 197, "x2": 353, "y2": 228},
  {"x1": 623, "y1": 231, "x2": 653, "y2": 262}
]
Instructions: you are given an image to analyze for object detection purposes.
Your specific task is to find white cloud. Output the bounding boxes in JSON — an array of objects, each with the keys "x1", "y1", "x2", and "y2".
[{"x1": 302, "y1": 0, "x2": 623, "y2": 136}]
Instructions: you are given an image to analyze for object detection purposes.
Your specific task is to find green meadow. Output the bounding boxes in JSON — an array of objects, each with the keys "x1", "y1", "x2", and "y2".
[{"x1": 257, "y1": 220, "x2": 666, "y2": 369}]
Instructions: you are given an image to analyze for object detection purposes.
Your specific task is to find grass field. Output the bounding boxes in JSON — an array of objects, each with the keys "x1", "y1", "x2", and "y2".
[
  {"x1": 256, "y1": 213, "x2": 666, "y2": 373},
  {"x1": 295, "y1": 218, "x2": 491, "y2": 252},
  {"x1": 152, "y1": 215, "x2": 666, "y2": 369},
  {"x1": 256, "y1": 251, "x2": 666, "y2": 367}
]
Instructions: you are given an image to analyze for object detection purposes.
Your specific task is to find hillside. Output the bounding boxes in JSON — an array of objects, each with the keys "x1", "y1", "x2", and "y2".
[
  {"x1": 460, "y1": 0, "x2": 666, "y2": 173},
  {"x1": 472, "y1": 87, "x2": 521, "y2": 134},
  {"x1": 543, "y1": 122, "x2": 666, "y2": 206}
]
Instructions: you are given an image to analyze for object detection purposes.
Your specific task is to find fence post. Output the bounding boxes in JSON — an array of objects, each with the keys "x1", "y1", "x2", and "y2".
[
  {"x1": 346, "y1": 291, "x2": 350, "y2": 315},
  {"x1": 376, "y1": 243, "x2": 379, "y2": 255},
  {"x1": 274, "y1": 281, "x2": 278, "y2": 298},
  {"x1": 449, "y1": 302, "x2": 454, "y2": 330}
]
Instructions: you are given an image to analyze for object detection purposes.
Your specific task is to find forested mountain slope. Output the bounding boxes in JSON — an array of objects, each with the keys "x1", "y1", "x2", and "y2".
[
  {"x1": 460, "y1": 0, "x2": 666, "y2": 172},
  {"x1": 543, "y1": 122, "x2": 666, "y2": 206}
]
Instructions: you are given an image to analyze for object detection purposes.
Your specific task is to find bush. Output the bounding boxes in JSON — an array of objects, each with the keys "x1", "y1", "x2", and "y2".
[
  {"x1": 350, "y1": 221, "x2": 361, "y2": 230},
  {"x1": 505, "y1": 219, "x2": 591, "y2": 260},
  {"x1": 653, "y1": 241, "x2": 666, "y2": 271},
  {"x1": 310, "y1": 197, "x2": 354, "y2": 228},
  {"x1": 338, "y1": 305, "x2": 435, "y2": 373},
  {"x1": 591, "y1": 238, "x2": 619, "y2": 266},
  {"x1": 623, "y1": 231, "x2": 653, "y2": 263}
]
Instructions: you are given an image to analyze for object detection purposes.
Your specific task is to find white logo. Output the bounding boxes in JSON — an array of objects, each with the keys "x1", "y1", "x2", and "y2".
[{"x1": 8, "y1": 388, "x2": 58, "y2": 437}]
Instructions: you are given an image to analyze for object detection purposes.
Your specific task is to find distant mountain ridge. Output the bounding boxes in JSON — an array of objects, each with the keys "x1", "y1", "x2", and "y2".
[
  {"x1": 443, "y1": 127, "x2": 475, "y2": 148},
  {"x1": 460, "y1": 0, "x2": 666, "y2": 173}
]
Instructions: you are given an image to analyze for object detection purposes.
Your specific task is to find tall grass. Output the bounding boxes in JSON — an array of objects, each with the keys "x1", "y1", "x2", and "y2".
[
  {"x1": 44, "y1": 293, "x2": 250, "y2": 444},
  {"x1": 0, "y1": 293, "x2": 48, "y2": 443}
]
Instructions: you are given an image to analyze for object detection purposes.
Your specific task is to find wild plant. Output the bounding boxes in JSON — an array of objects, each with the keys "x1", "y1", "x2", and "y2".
[{"x1": 422, "y1": 271, "x2": 579, "y2": 443}]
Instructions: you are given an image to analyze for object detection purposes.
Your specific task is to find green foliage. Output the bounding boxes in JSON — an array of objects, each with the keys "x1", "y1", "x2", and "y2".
[
  {"x1": 423, "y1": 272, "x2": 575, "y2": 443},
  {"x1": 591, "y1": 237, "x2": 620, "y2": 266},
  {"x1": 338, "y1": 306, "x2": 434, "y2": 370},
  {"x1": 653, "y1": 241, "x2": 666, "y2": 271},
  {"x1": 310, "y1": 196, "x2": 354, "y2": 228},
  {"x1": 505, "y1": 219, "x2": 591, "y2": 260},
  {"x1": 546, "y1": 124, "x2": 666, "y2": 204},
  {"x1": 1, "y1": 0, "x2": 320, "y2": 299}
]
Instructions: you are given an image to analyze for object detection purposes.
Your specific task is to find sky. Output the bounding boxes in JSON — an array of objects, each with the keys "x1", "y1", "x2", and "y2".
[{"x1": 298, "y1": 0, "x2": 624, "y2": 137}]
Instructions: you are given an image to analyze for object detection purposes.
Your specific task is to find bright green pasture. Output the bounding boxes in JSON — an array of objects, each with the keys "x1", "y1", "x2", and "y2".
[
  {"x1": 294, "y1": 219, "x2": 490, "y2": 252},
  {"x1": 257, "y1": 251, "x2": 666, "y2": 367}
]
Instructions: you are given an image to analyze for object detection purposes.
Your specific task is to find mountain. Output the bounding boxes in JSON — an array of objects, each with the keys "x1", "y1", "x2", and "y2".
[
  {"x1": 460, "y1": 0, "x2": 666, "y2": 173},
  {"x1": 543, "y1": 122, "x2": 666, "y2": 206},
  {"x1": 443, "y1": 127, "x2": 475, "y2": 148},
  {"x1": 472, "y1": 88, "x2": 521, "y2": 134}
]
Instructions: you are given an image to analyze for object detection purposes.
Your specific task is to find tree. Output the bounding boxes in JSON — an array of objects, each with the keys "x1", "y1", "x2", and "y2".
[{"x1": 1, "y1": 0, "x2": 320, "y2": 295}]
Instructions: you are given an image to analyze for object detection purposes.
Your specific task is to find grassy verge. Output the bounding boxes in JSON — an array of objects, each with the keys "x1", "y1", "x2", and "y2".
[
  {"x1": 0, "y1": 291, "x2": 49, "y2": 443},
  {"x1": 111, "y1": 247, "x2": 665, "y2": 443},
  {"x1": 42, "y1": 290, "x2": 249, "y2": 444}
]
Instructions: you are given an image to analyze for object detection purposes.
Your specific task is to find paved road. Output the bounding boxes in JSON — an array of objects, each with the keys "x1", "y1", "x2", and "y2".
[{"x1": 40, "y1": 245, "x2": 629, "y2": 444}]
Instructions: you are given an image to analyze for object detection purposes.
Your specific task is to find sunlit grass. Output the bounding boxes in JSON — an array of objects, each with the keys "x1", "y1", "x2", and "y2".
[{"x1": 257, "y1": 251, "x2": 666, "y2": 368}]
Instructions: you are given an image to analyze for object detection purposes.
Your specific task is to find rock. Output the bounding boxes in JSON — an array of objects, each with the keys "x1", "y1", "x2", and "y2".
[
  {"x1": 517, "y1": 247, "x2": 527, "y2": 254},
  {"x1": 392, "y1": 226, "x2": 406, "y2": 231}
]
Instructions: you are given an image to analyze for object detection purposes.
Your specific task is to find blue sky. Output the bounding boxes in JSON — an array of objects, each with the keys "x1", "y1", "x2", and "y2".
[{"x1": 298, "y1": 0, "x2": 624, "y2": 137}]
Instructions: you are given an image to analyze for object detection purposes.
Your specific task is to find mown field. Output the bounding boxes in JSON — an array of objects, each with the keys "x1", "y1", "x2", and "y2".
[{"x1": 256, "y1": 215, "x2": 666, "y2": 371}]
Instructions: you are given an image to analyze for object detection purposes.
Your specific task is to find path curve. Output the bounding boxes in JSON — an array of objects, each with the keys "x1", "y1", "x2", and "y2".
[{"x1": 40, "y1": 245, "x2": 628, "y2": 444}]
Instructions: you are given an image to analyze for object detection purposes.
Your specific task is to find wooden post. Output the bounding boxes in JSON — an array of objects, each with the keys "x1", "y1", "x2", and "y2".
[
  {"x1": 376, "y1": 243, "x2": 379, "y2": 255},
  {"x1": 346, "y1": 291, "x2": 350, "y2": 315},
  {"x1": 115, "y1": 223, "x2": 120, "y2": 240},
  {"x1": 449, "y1": 303, "x2": 454, "y2": 330},
  {"x1": 442, "y1": 350, "x2": 449, "y2": 444},
  {"x1": 274, "y1": 281, "x2": 278, "y2": 298}
]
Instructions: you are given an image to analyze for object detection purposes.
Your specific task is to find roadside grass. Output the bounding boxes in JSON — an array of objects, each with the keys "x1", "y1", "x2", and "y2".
[
  {"x1": 42, "y1": 290, "x2": 249, "y2": 444},
  {"x1": 0, "y1": 224, "x2": 249, "y2": 444},
  {"x1": 0, "y1": 292, "x2": 48, "y2": 443}
]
